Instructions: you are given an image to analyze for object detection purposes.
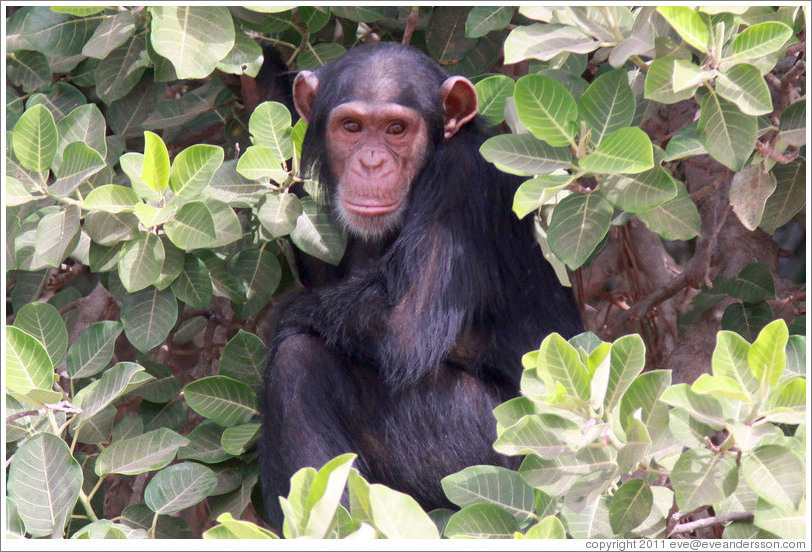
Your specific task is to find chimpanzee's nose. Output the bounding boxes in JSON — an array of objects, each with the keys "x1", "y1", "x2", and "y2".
[{"x1": 360, "y1": 148, "x2": 386, "y2": 169}]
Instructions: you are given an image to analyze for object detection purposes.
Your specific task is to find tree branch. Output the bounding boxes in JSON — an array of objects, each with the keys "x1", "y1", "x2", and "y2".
[
  {"x1": 607, "y1": 206, "x2": 729, "y2": 333},
  {"x1": 669, "y1": 511, "x2": 754, "y2": 536}
]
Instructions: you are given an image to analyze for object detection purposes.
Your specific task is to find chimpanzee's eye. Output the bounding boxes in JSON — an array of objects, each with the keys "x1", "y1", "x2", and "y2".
[
  {"x1": 343, "y1": 120, "x2": 362, "y2": 133},
  {"x1": 387, "y1": 122, "x2": 406, "y2": 135}
]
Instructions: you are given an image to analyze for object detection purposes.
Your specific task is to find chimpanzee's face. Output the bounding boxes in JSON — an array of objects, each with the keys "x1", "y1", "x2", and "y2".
[
  {"x1": 324, "y1": 100, "x2": 428, "y2": 238},
  {"x1": 293, "y1": 64, "x2": 478, "y2": 240}
]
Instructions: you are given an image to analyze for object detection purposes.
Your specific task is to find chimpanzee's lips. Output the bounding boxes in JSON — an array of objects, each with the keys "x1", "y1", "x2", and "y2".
[{"x1": 343, "y1": 199, "x2": 402, "y2": 216}]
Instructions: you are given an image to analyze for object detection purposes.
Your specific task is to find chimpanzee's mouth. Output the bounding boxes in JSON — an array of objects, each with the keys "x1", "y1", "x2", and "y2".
[{"x1": 342, "y1": 199, "x2": 402, "y2": 216}]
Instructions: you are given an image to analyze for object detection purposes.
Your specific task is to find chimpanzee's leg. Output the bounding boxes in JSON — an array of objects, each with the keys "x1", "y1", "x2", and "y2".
[
  {"x1": 258, "y1": 334, "x2": 358, "y2": 529},
  {"x1": 259, "y1": 334, "x2": 517, "y2": 528}
]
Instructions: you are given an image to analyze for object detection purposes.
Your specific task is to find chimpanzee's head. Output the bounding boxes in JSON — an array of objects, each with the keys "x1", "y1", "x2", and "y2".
[{"x1": 293, "y1": 42, "x2": 478, "y2": 239}]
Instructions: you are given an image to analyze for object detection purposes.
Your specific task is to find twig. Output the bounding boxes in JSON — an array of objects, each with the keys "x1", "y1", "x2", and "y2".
[
  {"x1": 669, "y1": 511, "x2": 754, "y2": 536},
  {"x1": 608, "y1": 206, "x2": 729, "y2": 333},
  {"x1": 402, "y1": 7, "x2": 419, "y2": 46}
]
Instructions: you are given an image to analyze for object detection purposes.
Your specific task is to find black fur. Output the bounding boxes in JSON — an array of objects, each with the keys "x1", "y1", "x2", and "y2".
[{"x1": 259, "y1": 43, "x2": 583, "y2": 529}]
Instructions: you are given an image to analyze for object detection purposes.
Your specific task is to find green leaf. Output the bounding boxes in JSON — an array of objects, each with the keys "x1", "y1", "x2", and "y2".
[
  {"x1": 690, "y1": 374, "x2": 750, "y2": 402},
  {"x1": 466, "y1": 6, "x2": 513, "y2": 38},
  {"x1": 219, "y1": 330, "x2": 266, "y2": 389},
  {"x1": 149, "y1": 6, "x2": 235, "y2": 79},
  {"x1": 657, "y1": 6, "x2": 710, "y2": 52},
  {"x1": 644, "y1": 57, "x2": 696, "y2": 104},
  {"x1": 368, "y1": 484, "x2": 440, "y2": 539},
  {"x1": 763, "y1": 377, "x2": 806, "y2": 424},
  {"x1": 221, "y1": 423, "x2": 261, "y2": 455},
  {"x1": 712, "y1": 331, "x2": 759, "y2": 397},
  {"x1": 671, "y1": 448, "x2": 738, "y2": 511},
  {"x1": 5, "y1": 176, "x2": 37, "y2": 207},
  {"x1": 722, "y1": 302, "x2": 774, "y2": 342},
  {"x1": 778, "y1": 97, "x2": 805, "y2": 146},
  {"x1": 249, "y1": 101, "x2": 293, "y2": 162},
  {"x1": 183, "y1": 376, "x2": 258, "y2": 427},
  {"x1": 82, "y1": 11, "x2": 136, "y2": 59},
  {"x1": 730, "y1": 22, "x2": 793, "y2": 63},
  {"x1": 512, "y1": 174, "x2": 575, "y2": 219},
  {"x1": 120, "y1": 287, "x2": 178, "y2": 352},
  {"x1": 204, "y1": 513, "x2": 277, "y2": 539},
  {"x1": 560, "y1": 496, "x2": 612, "y2": 538},
  {"x1": 671, "y1": 59, "x2": 714, "y2": 93},
  {"x1": 292, "y1": 454, "x2": 356, "y2": 538},
  {"x1": 12, "y1": 301, "x2": 68, "y2": 368},
  {"x1": 523, "y1": 515, "x2": 566, "y2": 539},
  {"x1": 170, "y1": 254, "x2": 212, "y2": 308},
  {"x1": 55, "y1": 103, "x2": 107, "y2": 167},
  {"x1": 718, "y1": 263, "x2": 776, "y2": 303},
  {"x1": 141, "y1": 130, "x2": 170, "y2": 191},
  {"x1": 297, "y1": 42, "x2": 347, "y2": 70},
  {"x1": 7, "y1": 434, "x2": 82, "y2": 537},
  {"x1": 636, "y1": 181, "x2": 700, "y2": 240},
  {"x1": 118, "y1": 233, "x2": 166, "y2": 293},
  {"x1": 206, "y1": 199, "x2": 244, "y2": 248},
  {"x1": 537, "y1": 333, "x2": 590, "y2": 401},
  {"x1": 231, "y1": 248, "x2": 281, "y2": 318},
  {"x1": 13, "y1": 104, "x2": 57, "y2": 171},
  {"x1": 619, "y1": 370, "x2": 671, "y2": 439},
  {"x1": 73, "y1": 362, "x2": 146, "y2": 428},
  {"x1": 760, "y1": 162, "x2": 805, "y2": 235},
  {"x1": 504, "y1": 23, "x2": 599, "y2": 64},
  {"x1": 616, "y1": 410, "x2": 653, "y2": 472},
  {"x1": 753, "y1": 497, "x2": 806, "y2": 539},
  {"x1": 7, "y1": 50, "x2": 51, "y2": 93},
  {"x1": 164, "y1": 201, "x2": 217, "y2": 250},
  {"x1": 660, "y1": 384, "x2": 726, "y2": 428},
  {"x1": 177, "y1": 421, "x2": 232, "y2": 463},
  {"x1": 480, "y1": 134, "x2": 572, "y2": 176},
  {"x1": 444, "y1": 503, "x2": 518, "y2": 538},
  {"x1": 144, "y1": 462, "x2": 218, "y2": 514},
  {"x1": 35, "y1": 205, "x2": 81, "y2": 268},
  {"x1": 235, "y1": 145, "x2": 288, "y2": 182},
  {"x1": 51, "y1": 142, "x2": 106, "y2": 197},
  {"x1": 66, "y1": 321, "x2": 124, "y2": 379},
  {"x1": 475, "y1": 75, "x2": 515, "y2": 125},
  {"x1": 493, "y1": 415, "x2": 572, "y2": 458},
  {"x1": 20, "y1": 7, "x2": 99, "y2": 55},
  {"x1": 742, "y1": 445, "x2": 805, "y2": 508},
  {"x1": 291, "y1": 198, "x2": 347, "y2": 266},
  {"x1": 441, "y1": 466, "x2": 536, "y2": 524},
  {"x1": 579, "y1": 127, "x2": 654, "y2": 175},
  {"x1": 609, "y1": 479, "x2": 652, "y2": 535},
  {"x1": 95, "y1": 428, "x2": 189, "y2": 476},
  {"x1": 664, "y1": 123, "x2": 706, "y2": 161},
  {"x1": 169, "y1": 144, "x2": 224, "y2": 199},
  {"x1": 578, "y1": 69, "x2": 635, "y2": 147},
  {"x1": 717, "y1": 64, "x2": 773, "y2": 116},
  {"x1": 84, "y1": 184, "x2": 141, "y2": 213},
  {"x1": 603, "y1": 334, "x2": 646, "y2": 413},
  {"x1": 514, "y1": 74, "x2": 578, "y2": 147},
  {"x1": 94, "y1": 33, "x2": 148, "y2": 104},
  {"x1": 548, "y1": 192, "x2": 613, "y2": 270},
  {"x1": 697, "y1": 93, "x2": 757, "y2": 171},
  {"x1": 602, "y1": 167, "x2": 678, "y2": 212},
  {"x1": 5, "y1": 326, "x2": 53, "y2": 394},
  {"x1": 748, "y1": 319, "x2": 788, "y2": 391},
  {"x1": 257, "y1": 192, "x2": 302, "y2": 238},
  {"x1": 217, "y1": 29, "x2": 264, "y2": 77}
]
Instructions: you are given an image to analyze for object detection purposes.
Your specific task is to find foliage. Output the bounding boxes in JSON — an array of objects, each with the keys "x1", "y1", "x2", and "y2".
[{"x1": 4, "y1": 5, "x2": 807, "y2": 540}]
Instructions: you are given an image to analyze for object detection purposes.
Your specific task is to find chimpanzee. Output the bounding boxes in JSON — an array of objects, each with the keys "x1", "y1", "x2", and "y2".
[{"x1": 258, "y1": 42, "x2": 583, "y2": 528}]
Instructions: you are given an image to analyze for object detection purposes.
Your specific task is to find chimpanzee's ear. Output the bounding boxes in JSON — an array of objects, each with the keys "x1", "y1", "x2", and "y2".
[
  {"x1": 293, "y1": 71, "x2": 320, "y2": 124},
  {"x1": 440, "y1": 76, "x2": 478, "y2": 139}
]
